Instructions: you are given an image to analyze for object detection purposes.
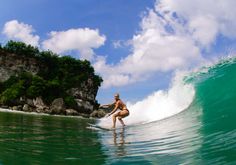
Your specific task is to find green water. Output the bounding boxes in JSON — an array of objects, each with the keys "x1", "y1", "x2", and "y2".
[
  {"x1": 0, "y1": 109, "x2": 204, "y2": 165},
  {"x1": 0, "y1": 112, "x2": 106, "y2": 165},
  {"x1": 0, "y1": 57, "x2": 236, "y2": 165},
  {"x1": 189, "y1": 57, "x2": 236, "y2": 164}
]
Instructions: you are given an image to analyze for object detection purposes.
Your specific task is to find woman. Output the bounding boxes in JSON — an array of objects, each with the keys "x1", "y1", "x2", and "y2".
[{"x1": 100, "y1": 93, "x2": 129, "y2": 128}]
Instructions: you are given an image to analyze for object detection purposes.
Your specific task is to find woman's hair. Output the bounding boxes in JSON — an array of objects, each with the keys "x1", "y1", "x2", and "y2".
[{"x1": 114, "y1": 93, "x2": 120, "y2": 98}]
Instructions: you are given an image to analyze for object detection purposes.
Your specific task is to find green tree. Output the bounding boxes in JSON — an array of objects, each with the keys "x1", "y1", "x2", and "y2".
[
  {"x1": 0, "y1": 80, "x2": 25, "y2": 105},
  {"x1": 3, "y1": 40, "x2": 40, "y2": 57},
  {"x1": 26, "y1": 75, "x2": 46, "y2": 98},
  {"x1": 38, "y1": 50, "x2": 59, "y2": 80}
]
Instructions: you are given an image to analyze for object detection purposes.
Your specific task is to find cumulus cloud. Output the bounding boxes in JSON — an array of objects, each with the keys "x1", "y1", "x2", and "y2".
[
  {"x1": 95, "y1": 0, "x2": 236, "y2": 88},
  {"x1": 42, "y1": 28, "x2": 106, "y2": 60},
  {"x1": 157, "y1": 0, "x2": 236, "y2": 44},
  {"x1": 94, "y1": 7, "x2": 201, "y2": 88},
  {"x1": 2, "y1": 20, "x2": 40, "y2": 46}
]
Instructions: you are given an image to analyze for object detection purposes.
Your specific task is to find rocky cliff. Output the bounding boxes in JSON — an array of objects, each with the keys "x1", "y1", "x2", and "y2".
[
  {"x1": 0, "y1": 50, "x2": 40, "y2": 82},
  {"x1": 0, "y1": 43, "x2": 102, "y2": 116}
]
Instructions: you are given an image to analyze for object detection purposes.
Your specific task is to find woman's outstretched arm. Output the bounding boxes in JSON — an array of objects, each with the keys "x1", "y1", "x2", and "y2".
[{"x1": 100, "y1": 102, "x2": 115, "y2": 108}]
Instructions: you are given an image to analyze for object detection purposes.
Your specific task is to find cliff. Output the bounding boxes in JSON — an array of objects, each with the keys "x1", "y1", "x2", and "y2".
[
  {"x1": 0, "y1": 50, "x2": 40, "y2": 82},
  {"x1": 0, "y1": 41, "x2": 102, "y2": 116}
]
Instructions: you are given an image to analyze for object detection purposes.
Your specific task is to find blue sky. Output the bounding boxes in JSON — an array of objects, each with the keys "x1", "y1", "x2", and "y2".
[
  {"x1": 1, "y1": 0, "x2": 236, "y2": 104},
  {"x1": 0, "y1": 0, "x2": 154, "y2": 58}
]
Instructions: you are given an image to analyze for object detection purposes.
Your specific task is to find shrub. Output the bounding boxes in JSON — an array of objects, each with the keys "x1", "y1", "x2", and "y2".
[{"x1": 0, "y1": 80, "x2": 25, "y2": 105}]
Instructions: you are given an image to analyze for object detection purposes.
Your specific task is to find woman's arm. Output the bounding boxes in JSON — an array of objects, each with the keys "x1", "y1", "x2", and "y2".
[
  {"x1": 100, "y1": 102, "x2": 115, "y2": 108},
  {"x1": 108, "y1": 102, "x2": 119, "y2": 116}
]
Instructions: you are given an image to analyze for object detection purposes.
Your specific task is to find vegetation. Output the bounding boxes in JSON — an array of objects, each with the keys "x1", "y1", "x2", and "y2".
[{"x1": 0, "y1": 41, "x2": 103, "y2": 108}]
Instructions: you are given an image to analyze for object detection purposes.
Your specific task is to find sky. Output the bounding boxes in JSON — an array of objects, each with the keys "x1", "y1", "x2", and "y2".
[{"x1": 1, "y1": 0, "x2": 236, "y2": 104}]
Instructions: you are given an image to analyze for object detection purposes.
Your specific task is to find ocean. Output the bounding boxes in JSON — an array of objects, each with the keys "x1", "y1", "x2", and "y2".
[{"x1": 0, "y1": 56, "x2": 235, "y2": 164}]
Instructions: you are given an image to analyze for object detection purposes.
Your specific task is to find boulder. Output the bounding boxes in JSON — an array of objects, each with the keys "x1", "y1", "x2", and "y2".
[
  {"x1": 33, "y1": 97, "x2": 46, "y2": 108},
  {"x1": 90, "y1": 110, "x2": 107, "y2": 118},
  {"x1": 26, "y1": 99, "x2": 34, "y2": 107},
  {"x1": 23, "y1": 104, "x2": 31, "y2": 112},
  {"x1": 17, "y1": 105, "x2": 23, "y2": 111},
  {"x1": 65, "y1": 109, "x2": 79, "y2": 116},
  {"x1": 76, "y1": 99, "x2": 94, "y2": 113},
  {"x1": 12, "y1": 106, "x2": 18, "y2": 110},
  {"x1": 23, "y1": 104, "x2": 29, "y2": 111},
  {"x1": 35, "y1": 107, "x2": 47, "y2": 113},
  {"x1": 50, "y1": 98, "x2": 65, "y2": 114}
]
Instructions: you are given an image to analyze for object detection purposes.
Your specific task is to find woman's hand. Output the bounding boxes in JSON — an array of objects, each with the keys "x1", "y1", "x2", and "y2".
[
  {"x1": 99, "y1": 105, "x2": 106, "y2": 108},
  {"x1": 105, "y1": 113, "x2": 111, "y2": 118}
]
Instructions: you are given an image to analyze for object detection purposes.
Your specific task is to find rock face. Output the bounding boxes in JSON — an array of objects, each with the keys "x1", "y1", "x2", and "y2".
[
  {"x1": 0, "y1": 50, "x2": 40, "y2": 82},
  {"x1": 67, "y1": 84, "x2": 97, "y2": 113},
  {"x1": 0, "y1": 49, "x2": 100, "y2": 116}
]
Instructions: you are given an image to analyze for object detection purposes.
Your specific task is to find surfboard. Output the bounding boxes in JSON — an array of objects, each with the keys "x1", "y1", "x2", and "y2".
[{"x1": 88, "y1": 123, "x2": 126, "y2": 131}]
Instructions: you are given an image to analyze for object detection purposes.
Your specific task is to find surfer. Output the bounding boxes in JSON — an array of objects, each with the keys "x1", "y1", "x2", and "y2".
[{"x1": 100, "y1": 93, "x2": 129, "y2": 128}]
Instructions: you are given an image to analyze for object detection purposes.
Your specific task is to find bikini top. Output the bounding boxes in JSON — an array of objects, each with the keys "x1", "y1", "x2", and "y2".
[{"x1": 115, "y1": 99, "x2": 127, "y2": 110}]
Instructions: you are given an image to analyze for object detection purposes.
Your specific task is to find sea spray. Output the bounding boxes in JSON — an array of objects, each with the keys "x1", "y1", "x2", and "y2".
[{"x1": 97, "y1": 71, "x2": 195, "y2": 128}]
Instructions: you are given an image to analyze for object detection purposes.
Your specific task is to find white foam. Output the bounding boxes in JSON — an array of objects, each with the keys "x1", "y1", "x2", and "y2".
[{"x1": 98, "y1": 71, "x2": 195, "y2": 129}]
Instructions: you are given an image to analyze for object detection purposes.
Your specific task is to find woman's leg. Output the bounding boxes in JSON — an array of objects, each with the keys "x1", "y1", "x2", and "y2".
[
  {"x1": 118, "y1": 117, "x2": 125, "y2": 126},
  {"x1": 117, "y1": 110, "x2": 129, "y2": 126},
  {"x1": 112, "y1": 111, "x2": 129, "y2": 128},
  {"x1": 112, "y1": 114, "x2": 117, "y2": 128}
]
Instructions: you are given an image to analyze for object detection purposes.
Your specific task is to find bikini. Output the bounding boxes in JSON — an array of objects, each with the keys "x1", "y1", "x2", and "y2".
[
  {"x1": 120, "y1": 105, "x2": 129, "y2": 113},
  {"x1": 123, "y1": 108, "x2": 129, "y2": 114},
  {"x1": 117, "y1": 99, "x2": 129, "y2": 113}
]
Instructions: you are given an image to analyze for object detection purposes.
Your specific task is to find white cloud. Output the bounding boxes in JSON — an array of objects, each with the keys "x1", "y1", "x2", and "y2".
[
  {"x1": 157, "y1": 0, "x2": 236, "y2": 43},
  {"x1": 2, "y1": 20, "x2": 40, "y2": 46},
  {"x1": 112, "y1": 40, "x2": 129, "y2": 49},
  {"x1": 42, "y1": 28, "x2": 106, "y2": 60},
  {"x1": 113, "y1": 40, "x2": 122, "y2": 49},
  {"x1": 189, "y1": 15, "x2": 218, "y2": 47},
  {"x1": 95, "y1": 0, "x2": 236, "y2": 88},
  {"x1": 94, "y1": 8, "x2": 201, "y2": 88}
]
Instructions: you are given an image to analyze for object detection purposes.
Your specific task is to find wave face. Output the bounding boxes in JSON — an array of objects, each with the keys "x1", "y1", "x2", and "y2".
[
  {"x1": 187, "y1": 57, "x2": 236, "y2": 126},
  {"x1": 184, "y1": 57, "x2": 236, "y2": 164},
  {"x1": 194, "y1": 57, "x2": 236, "y2": 104}
]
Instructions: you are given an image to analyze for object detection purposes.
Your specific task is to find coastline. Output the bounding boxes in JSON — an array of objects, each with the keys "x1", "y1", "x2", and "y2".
[{"x1": 0, "y1": 108, "x2": 92, "y2": 120}]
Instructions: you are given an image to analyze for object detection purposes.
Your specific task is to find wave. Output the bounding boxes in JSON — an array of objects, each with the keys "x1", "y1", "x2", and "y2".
[
  {"x1": 187, "y1": 56, "x2": 236, "y2": 117},
  {"x1": 98, "y1": 71, "x2": 195, "y2": 128},
  {"x1": 97, "y1": 56, "x2": 236, "y2": 164},
  {"x1": 98, "y1": 55, "x2": 236, "y2": 129}
]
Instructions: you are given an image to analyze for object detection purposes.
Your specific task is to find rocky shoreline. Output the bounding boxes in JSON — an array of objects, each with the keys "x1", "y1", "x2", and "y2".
[{"x1": 0, "y1": 96, "x2": 108, "y2": 118}]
